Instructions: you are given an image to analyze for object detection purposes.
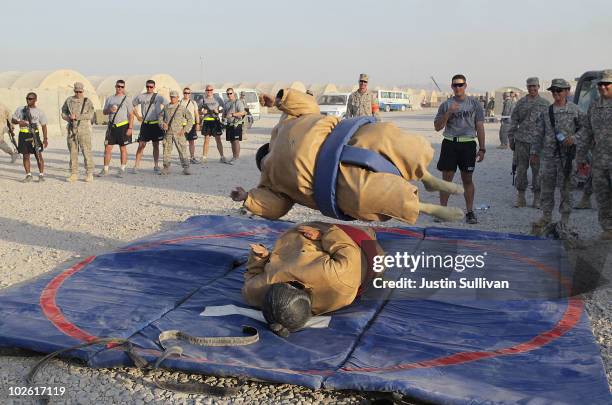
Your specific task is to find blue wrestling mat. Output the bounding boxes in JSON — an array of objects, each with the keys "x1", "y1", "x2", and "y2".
[{"x1": 0, "y1": 215, "x2": 609, "y2": 404}]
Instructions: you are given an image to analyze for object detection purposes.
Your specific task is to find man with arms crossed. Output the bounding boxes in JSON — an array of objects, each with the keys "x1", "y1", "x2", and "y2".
[
  {"x1": 200, "y1": 84, "x2": 226, "y2": 163},
  {"x1": 434, "y1": 74, "x2": 486, "y2": 224}
]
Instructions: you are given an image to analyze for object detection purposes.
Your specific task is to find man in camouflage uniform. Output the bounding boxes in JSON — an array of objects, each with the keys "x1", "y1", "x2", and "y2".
[
  {"x1": 158, "y1": 90, "x2": 193, "y2": 175},
  {"x1": 497, "y1": 92, "x2": 516, "y2": 149},
  {"x1": 508, "y1": 77, "x2": 551, "y2": 208},
  {"x1": 346, "y1": 73, "x2": 380, "y2": 121},
  {"x1": 531, "y1": 79, "x2": 584, "y2": 230},
  {"x1": 577, "y1": 69, "x2": 612, "y2": 240},
  {"x1": 0, "y1": 103, "x2": 19, "y2": 163},
  {"x1": 61, "y1": 82, "x2": 95, "y2": 182}
]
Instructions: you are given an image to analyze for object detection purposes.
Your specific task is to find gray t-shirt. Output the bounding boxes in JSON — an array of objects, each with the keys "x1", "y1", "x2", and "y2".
[
  {"x1": 223, "y1": 99, "x2": 245, "y2": 124},
  {"x1": 104, "y1": 95, "x2": 134, "y2": 124},
  {"x1": 12, "y1": 106, "x2": 48, "y2": 126},
  {"x1": 132, "y1": 93, "x2": 167, "y2": 121},
  {"x1": 435, "y1": 96, "x2": 484, "y2": 138},
  {"x1": 200, "y1": 95, "x2": 224, "y2": 119}
]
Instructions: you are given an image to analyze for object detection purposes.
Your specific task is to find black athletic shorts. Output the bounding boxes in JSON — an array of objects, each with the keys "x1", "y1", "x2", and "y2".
[
  {"x1": 226, "y1": 124, "x2": 243, "y2": 142},
  {"x1": 106, "y1": 124, "x2": 131, "y2": 146},
  {"x1": 437, "y1": 138, "x2": 477, "y2": 173},
  {"x1": 138, "y1": 122, "x2": 164, "y2": 143},
  {"x1": 202, "y1": 120, "x2": 222, "y2": 136},
  {"x1": 186, "y1": 125, "x2": 198, "y2": 141},
  {"x1": 17, "y1": 131, "x2": 43, "y2": 154}
]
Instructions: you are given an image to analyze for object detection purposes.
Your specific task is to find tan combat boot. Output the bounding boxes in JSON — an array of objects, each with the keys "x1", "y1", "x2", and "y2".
[
  {"x1": 514, "y1": 191, "x2": 527, "y2": 208},
  {"x1": 532, "y1": 191, "x2": 541, "y2": 208},
  {"x1": 574, "y1": 193, "x2": 592, "y2": 209},
  {"x1": 531, "y1": 212, "x2": 552, "y2": 235},
  {"x1": 85, "y1": 173, "x2": 94, "y2": 182},
  {"x1": 66, "y1": 173, "x2": 78, "y2": 183}
]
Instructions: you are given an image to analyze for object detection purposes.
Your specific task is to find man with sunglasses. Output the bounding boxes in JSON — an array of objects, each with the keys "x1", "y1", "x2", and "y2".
[
  {"x1": 132, "y1": 79, "x2": 167, "y2": 173},
  {"x1": 11, "y1": 92, "x2": 48, "y2": 183},
  {"x1": 179, "y1": 87, "x2": 200, "y2": 164},
  {"x1": 200, "y1": 85, "x2": 226, "y2": 163},
  {"x1": 507, "y1": 77, "x2": 550, "y2": 208},
  {"x1": 99, "y1": 80, "x2": 134, "y2": 178},
  {"x1": 577, "y1": 69, "x2": 612, "y2": 240},
  {"x1": 61, "y1": 82, "x2": 95, "y2": 182},
  {"x1": 223, "y1": 88, "x2": 246, "y2": 164},
  {"x1": 434, "y1": 74, "x2": 486, "y2": 224},
  {"x1": 346, "y1": 74, "x2": 380, "y2": 120},
  {"x1": 531, "y1": 79, "x2": 584, "y2": 231}
]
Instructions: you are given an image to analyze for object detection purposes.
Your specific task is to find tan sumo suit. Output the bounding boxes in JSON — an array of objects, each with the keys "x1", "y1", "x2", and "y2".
[
  {"x1": 239, "y1": 88, "x2": 463, "y2": 223},
  {"x1": 242, "y1": 222, "x2": 381, "y2": 315}
]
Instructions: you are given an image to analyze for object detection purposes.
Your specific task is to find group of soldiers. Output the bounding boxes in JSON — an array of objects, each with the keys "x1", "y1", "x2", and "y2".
[
  {"x1": 500, "y1": 71, "x2": 612, "y2": 240},
  {"x1": 0, "y1": 79, "x2": 250, "y2": 182}
]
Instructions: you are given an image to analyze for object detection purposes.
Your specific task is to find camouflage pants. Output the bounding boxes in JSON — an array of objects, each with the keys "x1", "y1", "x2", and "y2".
[
  {"x1": 0, "y1": 135, "x2": 14, "y2": 155},
  {"x1": 592, "y1": 165, "x2": 612, "y2": 231},
  {"x1": 67, "y1": 130, "x2": 94, "y2": 174},
  {"x1": 540, "y1": 157, "x2": 572, "y2": 215},
  {"x1": 499, "y1": 121, "x2": 510, "y2": 145},
  {"x1": 514, "y1": 141, "x2": 540, "y2": 192},
  {"x1": 162, "y1": 132, "x2": 189, "y2": 168}
]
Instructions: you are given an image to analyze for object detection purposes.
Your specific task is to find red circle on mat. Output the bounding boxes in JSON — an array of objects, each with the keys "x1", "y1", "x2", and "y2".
[{"x1": 39, "y1": 227, "x2": 583, "y2": 374}]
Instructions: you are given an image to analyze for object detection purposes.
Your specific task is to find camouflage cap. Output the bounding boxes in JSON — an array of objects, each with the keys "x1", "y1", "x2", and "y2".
[
  {"x1": 598, "y1": 69, "x2": 612, "y2": 83},
  {"x1": 526, "y1": 77, "x2": 539, "y2": 86},
  {"x1": 359, "y1": 73, "x2": 369, "y2": 82},
  {"x1": 73, "y1": 82, "x2": 84, "y2": 91},
  {"x1": 169, "y1": 90, "x2": 179, "y2": 97},
  {"x1": 547, "y1": 78, "x2": 570, "y2": 90}
]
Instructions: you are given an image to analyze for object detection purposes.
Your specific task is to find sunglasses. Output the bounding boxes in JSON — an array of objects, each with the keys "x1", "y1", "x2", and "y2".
[
  {"x1": 226, "y1": 92, "x2": 233, "y2": 95},
  {"x1": 26, "y1": 97, "x2": 36, "y2": 100},
  {"x1": 115, "y1": 85, "x2": 125, "y2": 88},
  {"x1": 75, "y1": 90, "x2": 83, "y2": 93},
  {"x1": 183, "y1": 92, "x2": 191, "y2": 95},
  {"x1": 597, "y1": 82, "x2": 611, "y2": 87},
  {"x1": 451, "y1": 82, "x2": 466, "y2": 88},
  {"x1": 206, "y1": 89, "x2": 213, "y2": 91},
  {"x1": 359, "y1": 80, "x2": 368, "y2": 84},
  {"x1": 146, "y1": 85, "x2": 154, "y2": 89}
]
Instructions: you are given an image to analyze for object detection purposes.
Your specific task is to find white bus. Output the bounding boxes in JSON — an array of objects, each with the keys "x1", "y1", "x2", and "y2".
[{"x1": 372, "y1": 90, "x2": 411, "y2": 112}]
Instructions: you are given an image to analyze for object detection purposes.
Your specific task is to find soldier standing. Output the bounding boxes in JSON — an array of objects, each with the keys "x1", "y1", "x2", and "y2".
[
  {"x1": 577, "y1": 69, "x2": 612, "y2": 240},
  {"x1": 223, "y1": 88, "x2": 246, "y2": 164},
  {"x1": 179, "y1": 87, "x2": 200, "y2": 164},
  {"x1": 158, "y1": 90, "x2": 193, "y2": 175},
  {"x1": 497, "y1": 92, "x2": 516, "y2": 149},
  {"x1": 531, "y1": 79, "x2": 584, "y2": 229},
  {"x1": 346, "y1": 73, "x2": 380, "y2": 120},
  {"x1": 11, "y1": 92, "x2": 48, "y2": 182},
  {"x1": 508, "y1": 77, "x2": 550, "y2": 208},
  {"x1": 200, "y1": 85, "x2": 226, "y2": 163},
  {"x1": 98, "y1": 79, "x2": 134, "y2": 178},
  {"x1": 132, "y1": 79, "x2": 167, "y2": 173},
  {"x1": 61, "y1": 82, "x2": 95, "y2": 182}
]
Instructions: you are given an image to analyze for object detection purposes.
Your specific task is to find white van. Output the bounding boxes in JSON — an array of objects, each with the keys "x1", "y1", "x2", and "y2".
[{"x1": 317, "y1": 93, "x2": 350, "y2": 118}]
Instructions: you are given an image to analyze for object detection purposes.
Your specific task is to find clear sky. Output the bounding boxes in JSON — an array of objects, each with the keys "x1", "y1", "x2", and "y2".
[{"x1": 1, "y1": 0, "x2": 610, "y2": 90}]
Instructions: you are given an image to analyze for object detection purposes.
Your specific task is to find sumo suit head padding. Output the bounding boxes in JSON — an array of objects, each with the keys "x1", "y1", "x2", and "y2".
[{"x1": 262, "y1": 282, "x2": 312, "y2": 338}]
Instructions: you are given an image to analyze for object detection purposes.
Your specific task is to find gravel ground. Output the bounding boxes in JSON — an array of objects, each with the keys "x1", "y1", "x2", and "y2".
[{"x1": 0, "y1": 110, "x2": 609, "y2": 404}]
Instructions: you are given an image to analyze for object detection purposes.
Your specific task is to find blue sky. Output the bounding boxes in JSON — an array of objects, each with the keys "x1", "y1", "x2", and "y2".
[{"x1": 1, "y1": 0, "x2": 610, "y2": 89}]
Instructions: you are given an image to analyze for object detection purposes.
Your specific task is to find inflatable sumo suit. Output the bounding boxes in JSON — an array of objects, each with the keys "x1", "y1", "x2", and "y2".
[{"x1": 241, "y1": 88, "x2": 462, "y2": 223}]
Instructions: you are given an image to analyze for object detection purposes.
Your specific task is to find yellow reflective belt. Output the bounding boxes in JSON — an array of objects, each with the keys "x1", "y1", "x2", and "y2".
[
  {"x1": 203, "y1": 117, "x2": 216, "y2": 121},
  {"x1": 444, "y1": 136, "x2": 476, "y2": 143},
  {"x1": 114, "y1": 120, "x2": 128, "y2": 127},
  {"x1": 144, "y1": 120, "x2": 159, "y2": 124},
  {"x1": 19, "y1": 128, "x2": 38, "y2": 133}
]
